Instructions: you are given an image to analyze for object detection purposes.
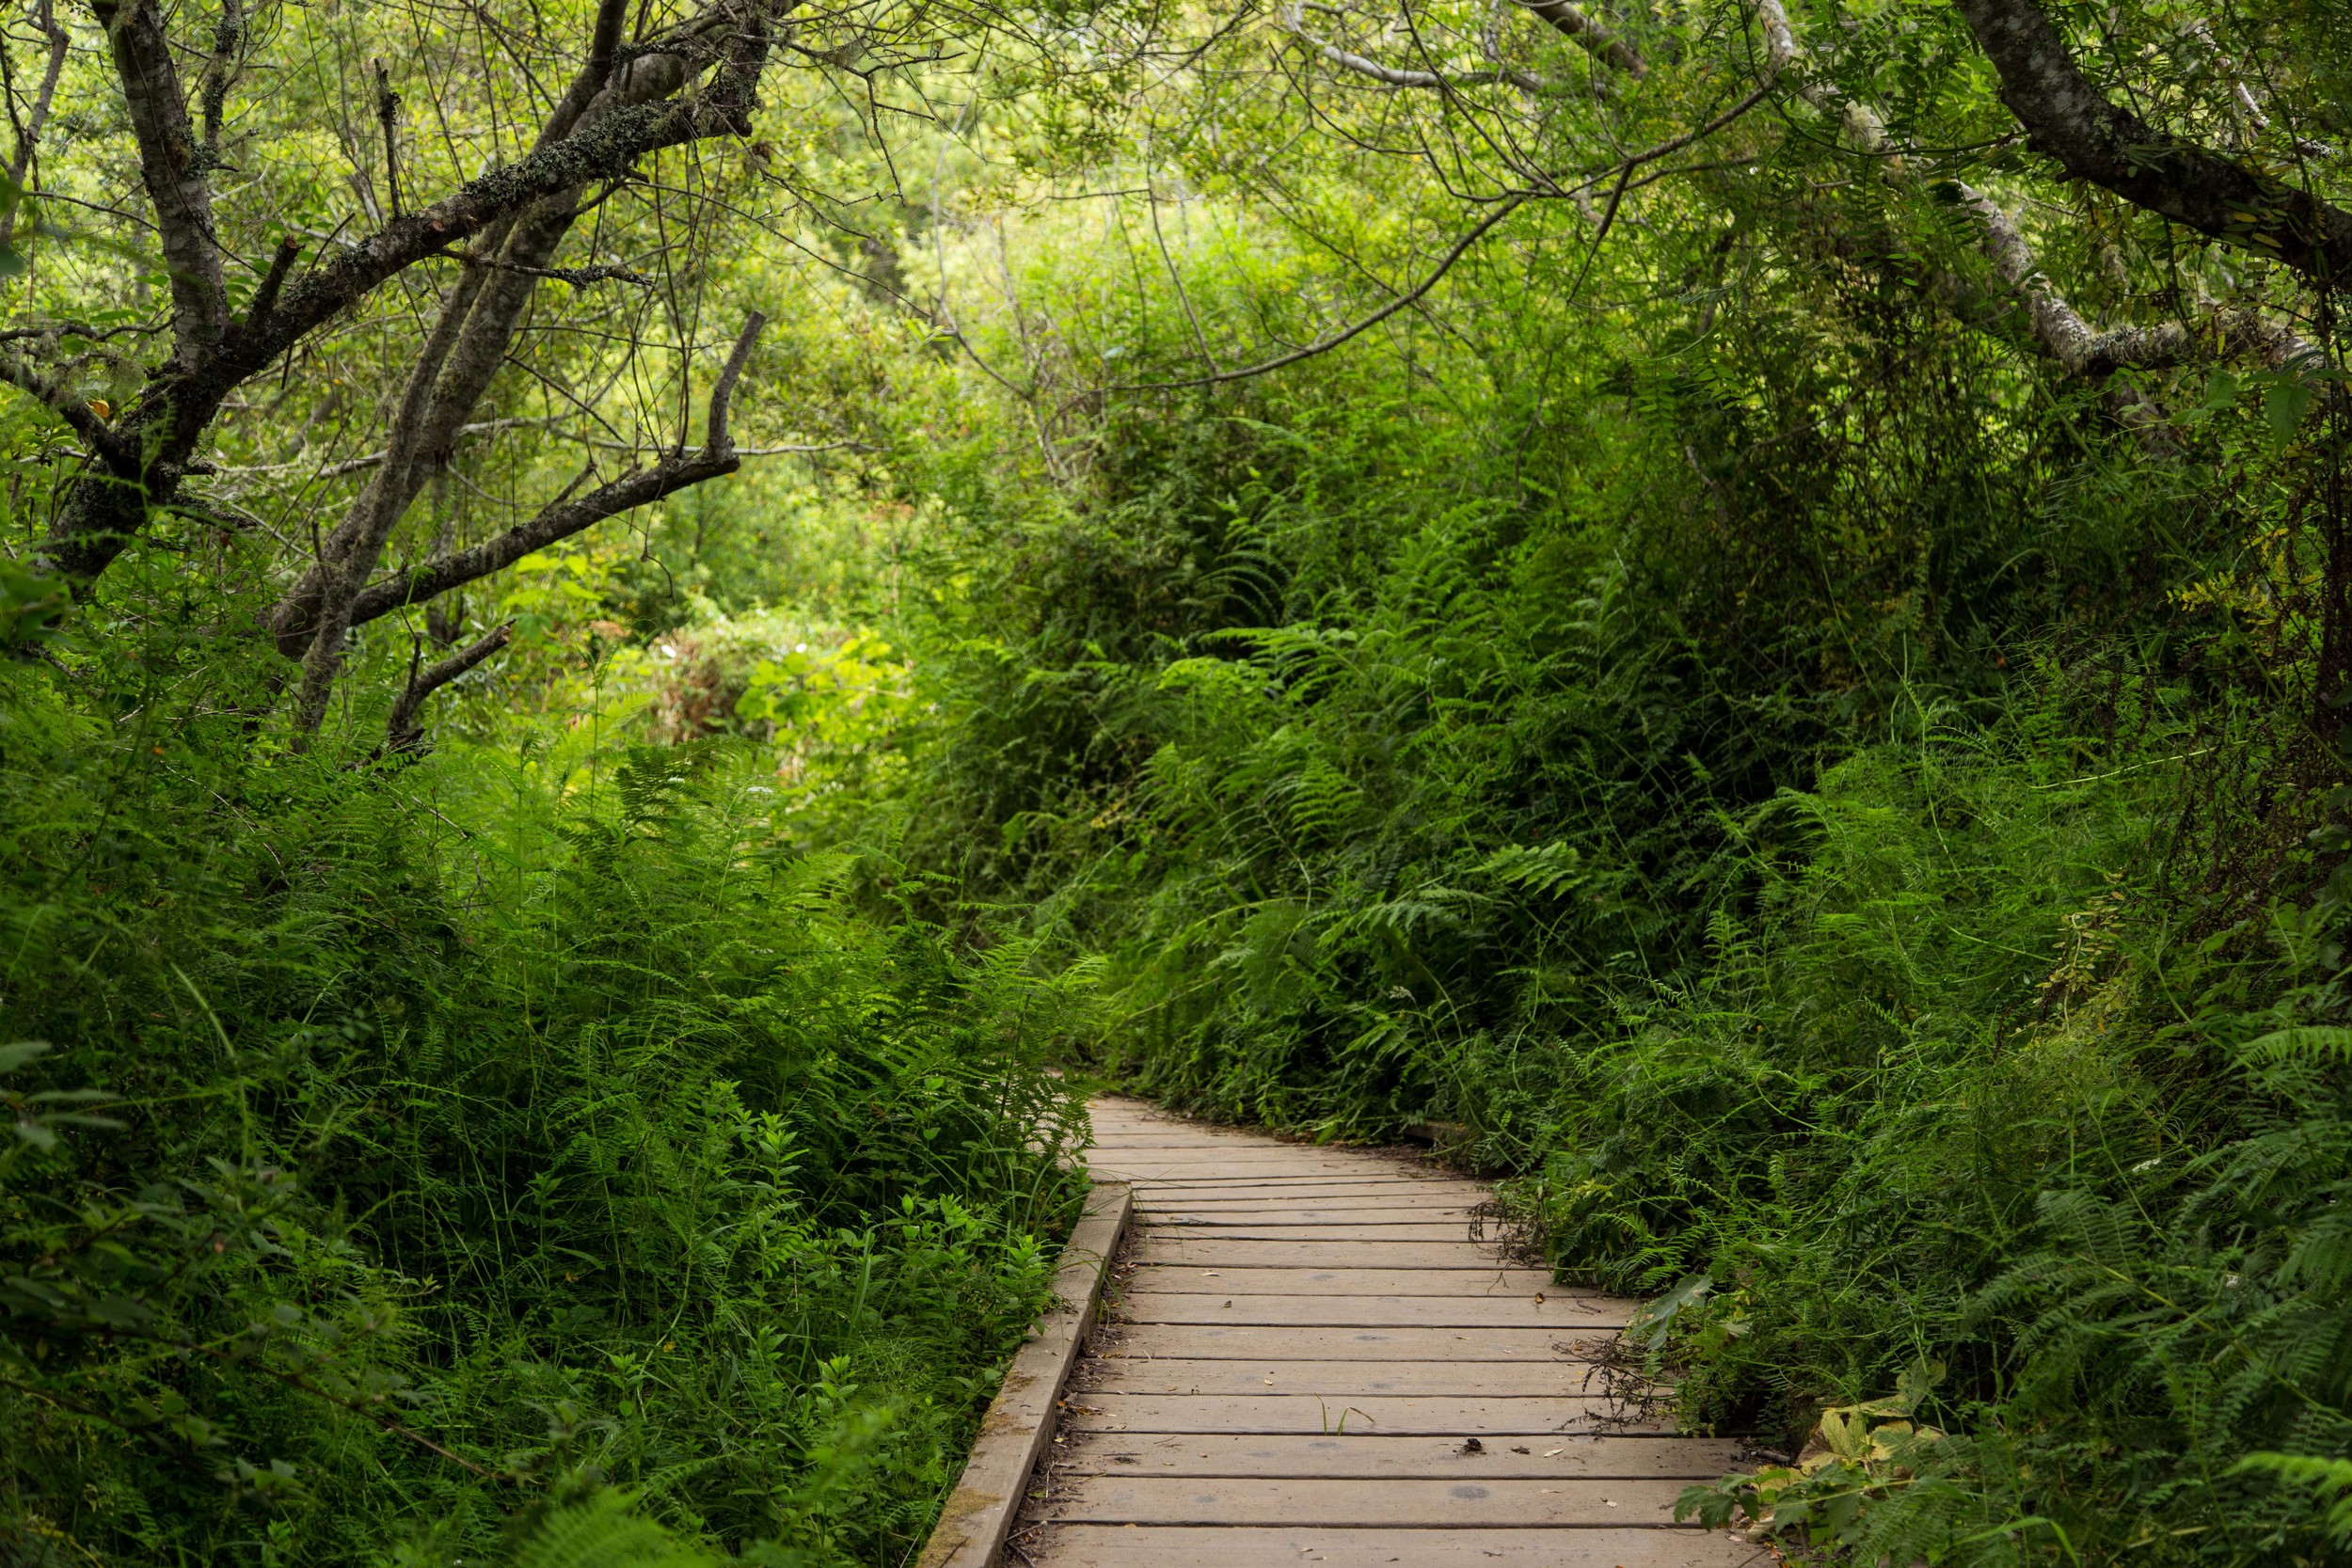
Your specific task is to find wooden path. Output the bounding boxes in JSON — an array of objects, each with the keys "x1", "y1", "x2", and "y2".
[{"x1": 1013, "y1": 1097, "x2": 1762, "y2": 1567}]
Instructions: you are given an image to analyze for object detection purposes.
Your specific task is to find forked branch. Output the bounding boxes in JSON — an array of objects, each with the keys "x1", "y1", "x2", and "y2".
[
  {"x1": 385, "y1": 622, "x2": 512, "y2": 752},
  {"x1": 342, "y1": 314, "x2": 767, "y2": 635}
]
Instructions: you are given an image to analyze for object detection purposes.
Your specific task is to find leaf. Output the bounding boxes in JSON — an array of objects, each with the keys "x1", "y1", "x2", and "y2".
[
  {"x1": 0, "y1": 1040, "x2": 53, "y2": 1074},
  {"x1": 2265, "y1": 375, "x2": 2314, "y2": 451},
  {"x1": 2246, "y1": 1026, "x2": 2352, "y2": 1062}
]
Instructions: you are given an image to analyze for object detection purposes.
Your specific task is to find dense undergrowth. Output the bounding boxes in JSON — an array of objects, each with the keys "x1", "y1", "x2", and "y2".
[
  {"x1": 0, "y1": 622, "x2": 1089, "y2": 1566},
  {"x1": 880, "y1": 246, "x2": 2352, "y2": 1562}
]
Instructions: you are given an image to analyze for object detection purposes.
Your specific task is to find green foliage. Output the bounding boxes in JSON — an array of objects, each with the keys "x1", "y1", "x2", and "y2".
[
  {"x1": 876, "y1": 136, "x2": 2352, "y2": 1562},
  {"x1": 0, "y1": 650, "x2": 1089, "y2": 1567}
]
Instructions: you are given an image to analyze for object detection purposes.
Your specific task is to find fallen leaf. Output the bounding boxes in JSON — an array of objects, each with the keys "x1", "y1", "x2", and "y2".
[{"x1": 1510, "y1": 1446, "x2": 1530, "y2": 1454}]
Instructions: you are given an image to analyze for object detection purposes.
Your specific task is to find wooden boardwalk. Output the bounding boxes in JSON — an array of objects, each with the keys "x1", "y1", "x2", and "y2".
[{"x1": 1013, "y1": 1097, "x2": 1762, "y2": 1567}]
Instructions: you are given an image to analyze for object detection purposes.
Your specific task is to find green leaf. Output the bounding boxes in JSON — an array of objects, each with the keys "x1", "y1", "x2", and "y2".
[{"x1": 0, "y1": 1040, "x2": 53, "y2": 1074}]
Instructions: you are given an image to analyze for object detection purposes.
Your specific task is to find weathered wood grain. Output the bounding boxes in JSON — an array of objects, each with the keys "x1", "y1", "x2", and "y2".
[
  {"x1": 1057, "y1": 1392, "x2": 1669, "y2": 1434},
  {"x1": 1043, "y1": 1475, "x2": 1695, "y2": 1526},
  {"x1": 1113, "y1": 1292, "x2": 1632, "y2": 1328},
  {"x1": 1121, "y1": 1265, "x2": 1557, "y2": 1295},
  {"x1": 1104, "y1": 1323, "x2": 1610, "y2": 1361},
  {"x1": 1019, "y1": 1525, "x2": 1761, "y2": 1566},
  {"x1": 1056, "y1": 1431, "x2": 1749, "y2": 1479},
  {"x1": 1135, "y1": 1237, "x2": 1542, "y2": 1269}
]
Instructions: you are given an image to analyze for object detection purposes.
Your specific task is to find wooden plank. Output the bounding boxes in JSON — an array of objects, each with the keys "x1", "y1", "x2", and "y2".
[
  {"x1": 1125, "y1": 1179, "x2": 1485, "y2": 1199},
  {"x1": 1121, "y1": 1265, "x2": 1557, "y2": 1296},
  {"x1": 1017, "y1": 1525, "x2": 1760, "y2": 1566},
  {"x1": 1082, "y1": 1358, "x2": 1610, "y2": 1397},
  {"x1": 1057, "y1": 1432, "x2": 1747, "y2": 1480},
  {"x1": 1145, "y1": 1191, "x2": 1486, "y2": 1207},
  {"x1": 1129, "y1": 1184, "x2": 1477, "y2": 1194},
  {"x1": 916, "y1": 1182, "x2": 1133, "y2": 1568},
  {"x1": 1114, "y1": 1293, "x2": 1632, "y2": 1329},
  {"x1": 1136, "y1": 1239, "x2": 1522, "y2": 1269},
  {"x1": 1099, "y1": 1164, "x2": 1433, "y2": 1183},
  {"x1": 1059, "y1": 1392, "x2": 1670, "y2": 1435},
  {"x1": 1101, "y1": 1152, "x2": 1438, "y2": 1168},
  {"x1": 1104, "y1": 1324, "x2": 1600, "y2": 1362},
  {"x1": 1144, "y1": 1202, "x2": 1487, "y2": 1220},
  {"x1": 1044, "y1": 1476, "x2": 1693, "y2": 1527},
  {"x1": 1145, "y1": 1221, "x2": 1486, "y2": 1241},
  {"x1": 1089, "y1": 1131, "x2": 1282, "y2": 1144},
  {"x1": 1091, "y1": 1148, "x2": 1404, "y2": 1164}
]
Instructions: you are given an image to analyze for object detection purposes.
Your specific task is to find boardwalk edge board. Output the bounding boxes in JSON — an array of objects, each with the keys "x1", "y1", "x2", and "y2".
[{"x1": 916, "y1": 1180, "x2": 1134, "y2": 1568}]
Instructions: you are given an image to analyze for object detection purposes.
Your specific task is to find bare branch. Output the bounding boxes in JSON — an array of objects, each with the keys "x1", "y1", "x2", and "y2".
[
  {"x1": 40, "y1": 0, "x2": 776, "y2": 589},
  {"x1": 344, "y1": 451, "x2": 742, "y2": 631},
  {"x1": 373, "y1": 59, "x2": 401, "y2": 219},
  {"x1": 705, "y1": 312, "x2": 768, "y2": 454},
  {"x1": 94, "y1": 0, "x2": 231, "y2": 364},
  {"x1": 444, "y1": 250, "x2": 651, "y2": 288},
  {"x1": 1283, "y1": 7, "x2": 1542, "y2": 91},
  {"x1": 1105, "y1": 196, "x2": 1528, "y2": 393},
  {"x1": 199, "y1": 0, "x2": 245, "y2": 160},
  {"x1": 386, "y1": 622, "x2": 512, "y2": 752},
  {"x1": 1953, "y1": 181, "x2": 2321, "y2": 378},
  {"x1": 1, "y1": 0, "x2": 69, "y2": 251},
  {"x1": 1513, "y1": 0, "x2": 1645, "y2": 78},
  {"x1": 343, "y1": 309, "x2": 765, "y2": 627},
  {"x1": 0, "y1": 348, "x2": 134, "y2": 469}
]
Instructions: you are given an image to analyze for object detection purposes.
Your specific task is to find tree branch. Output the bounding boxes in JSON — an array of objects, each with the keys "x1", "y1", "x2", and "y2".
[
  {"x1": 199, "y1": 0, "x2": 244, "y2": 160},
  {"x1": 1951, "y1": 0, "x2": 2352, "y2": 284},
  {"x1": 0, "y1": 348, "x2": 134, "y2": 469},
  {"x1": 244, "y1": 21, "x2": 766, "y2": 377},
  {"x1": 341, "y1": 309, "x2": 762, "y2": 631},
  {"x1": 1514, "y1": 0, "x2": 1645, "y2": 78},
  {"x1": 344, "y1": 451, "x2": 742, "y2": 631},
  {"x1": 385, "y1": 622, "x2": 511, "y2": 752},
  {"x1": 1950, "y1": 182, "x2": 2313, "y2": 373},
  {"x1": 1103, "y1": 196, "x2": 1528, "y2": 393},
  {"x1": 1283, "y1": 7, "x2": 1542, "y2": 91},
  {"x1": 39, "y1": 0, "x2": 775, "y2": 589},
  {"x1": 94, "y1": 0, "x2": 230, "y2": 364},
  {"x1": 704, "y1": 311, "x2": 767, "y2": 454},
  {"x1": 1, "y1": 0, "x2": 69, "y2": 251}
]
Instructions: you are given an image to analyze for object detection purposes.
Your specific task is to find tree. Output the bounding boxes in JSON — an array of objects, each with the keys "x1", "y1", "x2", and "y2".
[{"x1": 0, "y1": 0, "x2": 1129, "y2": 749}]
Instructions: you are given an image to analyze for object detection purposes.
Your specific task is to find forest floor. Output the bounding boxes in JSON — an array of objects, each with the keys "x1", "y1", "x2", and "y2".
[{"x1": 1009, "y1": 1098, "x2": 1764, "y2": 1565}]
